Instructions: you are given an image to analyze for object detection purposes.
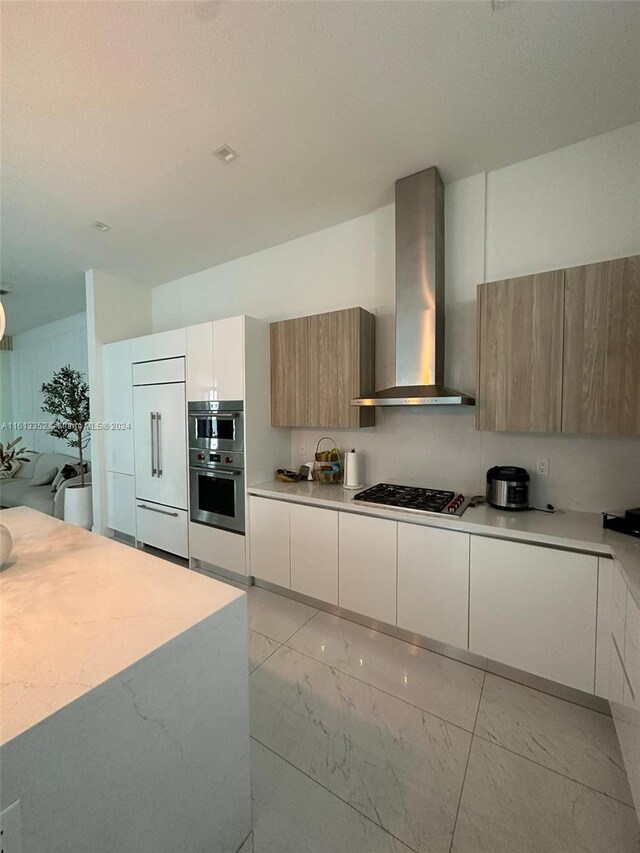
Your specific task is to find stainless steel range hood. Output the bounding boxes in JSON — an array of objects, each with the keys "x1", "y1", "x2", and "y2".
[{"x1": 352, "y1": 167, "x2": 474, "y2": 407}]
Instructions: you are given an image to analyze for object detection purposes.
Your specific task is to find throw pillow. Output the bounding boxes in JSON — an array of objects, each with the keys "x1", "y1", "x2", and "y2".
[
  {"x1": 30, "y1": 466, "x2": 58, "y2": 487},
  {"x1": 51, "y1": 462, "x2": 89, "y2": 492},
  {"x1": 0, "y1": 460, "x2": 22, "y2": 480}
]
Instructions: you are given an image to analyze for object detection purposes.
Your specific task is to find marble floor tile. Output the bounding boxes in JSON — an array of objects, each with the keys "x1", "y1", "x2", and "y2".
[
  {"x1": 247, "y1": 586, "x2": 317, "y2": 643},
  {"x1": 287, "y1": 611, "x2": 484, "y2": 731},
  {"x1": 250, "y1": 645, "x2": 471, "y2": 853},
  {"x1": 475, "y1": 673, "x2": 633, "y2": 805},
  {"x1": 451, "y1": 737, "x2": 640, "y2": 853},
  {"x1": 249, "y1": 631, "x2": 281, "y2": 674},
  {"x1": 251, "y1": 740, "x2": 414, "y2": 853}
]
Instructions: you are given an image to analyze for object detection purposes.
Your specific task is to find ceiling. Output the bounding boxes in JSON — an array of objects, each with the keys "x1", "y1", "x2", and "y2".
[{"x1": 1, "y1": 1, "x2": 639, "y2": 335}]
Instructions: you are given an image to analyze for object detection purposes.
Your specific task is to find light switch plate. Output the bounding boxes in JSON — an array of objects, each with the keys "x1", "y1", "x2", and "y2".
[{"x1": 0, "y1": 800, "x2": 22, "y2": 853}]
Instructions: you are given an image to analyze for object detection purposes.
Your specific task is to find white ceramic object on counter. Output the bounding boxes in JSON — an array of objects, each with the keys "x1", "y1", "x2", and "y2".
[{"x1": 0, "y1": 523, "x2": 12, "y2": 566}]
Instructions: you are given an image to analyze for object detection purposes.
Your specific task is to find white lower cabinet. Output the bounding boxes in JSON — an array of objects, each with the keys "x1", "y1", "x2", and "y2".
[
  {"x1": 397, "y1": 524, "x2": 470, "y2": 649},
  {"x1": 249, "y1": 496, "x2": 290, "y2": 588},
  {"x1": 106, "y1": 472, "x2": 135, "y2": 537},
  {"x1": 469, "y1": 536, "x2": 598, "y2": 693},
  {"x1": 339, "y1": 514, "x2": 397, "y2": 624},
  {"x1": 290, "y1": 504, "x2": 338, "y2": 605},
  {"x1": 189, "y1": 521, "x2": 246, "y2": 575},
  {"x1": 136, "y1": 500, "x2": 189, "y2": 559},
  {"x1": 595, "y1": 558, "x2": 615, "y2": 697}
]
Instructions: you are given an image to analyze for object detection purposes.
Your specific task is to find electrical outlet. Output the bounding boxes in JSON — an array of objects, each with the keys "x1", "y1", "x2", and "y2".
[
  {"x1": 298, "y1": 444, "x2": 306, "y2": 458},
  {"x1": 536, "y1": 458, "x2": 550, "y2": 477},
  {"x1": 1, "y1": 800, "x2": 22, "y2": 853}
]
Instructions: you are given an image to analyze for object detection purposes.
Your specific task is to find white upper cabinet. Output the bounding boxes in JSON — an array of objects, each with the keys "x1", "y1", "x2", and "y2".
[
  {"x1": 186, "y1": 322, "x2": 215, "y2": 402},
  {"x1": 469, "y1": 536, "x2": 598, "y2": 692},
  {"x1": 185, "y1": 317, "x2": 245, "y2": 402},
  {"x1": 213, "y1": 316, "x2": 245, "y2": 401},
  {"x1": 103, "y1": 339, "x2": 134, "y2": 475},
  {"x1": 397, "y1": 524, "x2": 470, "y2": 649},
  {"x1": 290, "y1": 503, "x2": 338, "y2": 605},
  {"x1": 339, "y1": 513, "x2": 397, "y2": 624},
  {"x1": 130, "y1": 328, "x2": 186, "y2": 364}
]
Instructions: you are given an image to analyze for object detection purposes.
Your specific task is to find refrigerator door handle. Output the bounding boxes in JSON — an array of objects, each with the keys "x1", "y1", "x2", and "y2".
[
  {"x1": 150, "y1": 412, "x2": 157, "y2": 477},
  {"x1": 156, "y1": 412, "x2": 163, "y2": 477}
]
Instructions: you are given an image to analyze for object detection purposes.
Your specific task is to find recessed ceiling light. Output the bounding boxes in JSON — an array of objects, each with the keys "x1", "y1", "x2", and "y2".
[
  {"x1": 93, "y1": 221, "x2": 112, "y2": 232},
  {"x1": 214, "y1": 144, "x2": 238, "y2": 163}
]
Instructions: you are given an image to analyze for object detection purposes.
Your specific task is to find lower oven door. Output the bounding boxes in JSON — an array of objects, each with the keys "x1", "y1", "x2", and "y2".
[{"x1": 189, "y1": 465, "x2": 245, "y2": 534}]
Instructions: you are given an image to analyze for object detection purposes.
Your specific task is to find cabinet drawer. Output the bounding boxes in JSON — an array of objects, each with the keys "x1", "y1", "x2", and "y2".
[
  {"x1": 190, "y1": 521, "x2": 246, "y2": 575},
  {"x1": 130, "y1": 328, "x2": 186, "y2": 363},
  {"x1": 136, "y1": 501, "x2": 188, "y2": 558},
  {"x1": 133, "y1": 357, "x2": 185, "y2": 385}
]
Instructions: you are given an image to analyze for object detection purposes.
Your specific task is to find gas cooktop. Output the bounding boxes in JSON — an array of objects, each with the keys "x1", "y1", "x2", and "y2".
[{"x1": 353, "y1": 483, "x2": 470, "y2": 517}]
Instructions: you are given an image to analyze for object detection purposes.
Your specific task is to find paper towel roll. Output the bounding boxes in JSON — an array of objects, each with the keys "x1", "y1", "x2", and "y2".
[{"x1": 343, "y1": 449, "x2": 363, "y2": 489}]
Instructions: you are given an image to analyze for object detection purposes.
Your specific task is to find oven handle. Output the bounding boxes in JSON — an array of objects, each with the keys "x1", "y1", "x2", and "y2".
[
  {"x1": 190, "y1": 467, "x2": 243, "y2": 478},
  {"x1": 188, "y1": 412, "x2": 240, "y2": 419}
]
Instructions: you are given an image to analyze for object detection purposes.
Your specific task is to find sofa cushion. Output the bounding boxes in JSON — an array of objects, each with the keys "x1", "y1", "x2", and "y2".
[
  {"x1": 0, "y1": 478, "x2": 31, "y2": 508},
  {"x1": 30, "y1": 466, "x2": 58, "y2": 487},
  {"x1": 22, "y1": 485, "x2": 55, "y2": 515}
]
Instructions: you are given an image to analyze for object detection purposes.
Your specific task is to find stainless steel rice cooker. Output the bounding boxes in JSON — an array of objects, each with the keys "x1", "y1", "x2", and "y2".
[{"x1": 486, "y1": 466, "x2": 530, "y2": 510}]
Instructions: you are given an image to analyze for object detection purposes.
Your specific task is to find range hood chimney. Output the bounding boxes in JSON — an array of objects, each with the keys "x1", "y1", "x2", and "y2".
[{"x1": 352, "y1": 167, "x2": 474, "y2": 407}]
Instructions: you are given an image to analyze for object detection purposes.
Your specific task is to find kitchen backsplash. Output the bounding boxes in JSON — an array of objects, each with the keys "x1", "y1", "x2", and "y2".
[{"x1": 291, "y1": 410, "x2": 640, "y2": 514}]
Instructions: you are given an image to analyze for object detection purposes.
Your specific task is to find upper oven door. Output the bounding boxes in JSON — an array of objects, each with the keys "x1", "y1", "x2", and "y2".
[
  {"x1": 188, "y1": 410, "x2": 243, "y2": 451},
  {"x1": 190, "y1": 464, "x2": 245, "y2": 534}
]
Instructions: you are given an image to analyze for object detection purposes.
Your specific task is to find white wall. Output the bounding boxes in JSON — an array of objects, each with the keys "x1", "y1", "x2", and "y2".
[
  {"x1": 0, "y1": 349, "x2": 13, "y2": 445},
  {"x1": 86, "y1": 270, "x2": 152, "y2": 532},
  {"x1": 7, "y1": 312, "x2": 89, "y2": 457},
  {"x1": 152, "y1": 123, "x2": 640, "y2": 513}
]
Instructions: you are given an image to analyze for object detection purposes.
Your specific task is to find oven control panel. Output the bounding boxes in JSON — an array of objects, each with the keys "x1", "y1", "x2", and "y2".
[{"x1": 190, "y1": 448, "x2": 244, "y2": 470}]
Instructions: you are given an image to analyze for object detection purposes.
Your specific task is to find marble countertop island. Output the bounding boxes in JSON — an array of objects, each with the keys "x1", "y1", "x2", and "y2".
[
  {"x1": 0, "y1": 507, "x2": 244, "y2": 745},
  {"x1": 0, "y1": 507, "x2": 251, "y2": 853},
  {"x1": 248, "y1": 480, "x2": 640, "y2": 607}
]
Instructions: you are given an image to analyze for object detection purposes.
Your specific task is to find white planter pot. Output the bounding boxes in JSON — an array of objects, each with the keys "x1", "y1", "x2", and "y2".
[
  {"x1": 0, "y1": 523, "x2": 12, "y2": 567},
  {"x1": 64, "y1": 485, "x2": 93, "y2": 530}
]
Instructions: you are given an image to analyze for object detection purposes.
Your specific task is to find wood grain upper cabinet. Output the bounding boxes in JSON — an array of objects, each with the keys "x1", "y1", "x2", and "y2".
[
  {"x1": 271, "y1": 316, "x2": 310, "y2": 427},
  {"x1": 476, "y1": 271, "x2": 564, "y2": 432},
  {"x1": 562, "y1": 255, "x2": 640, "y2": 435},
  {"x1": 271, "y1": 307, "x2": 375, "y2": 428}
]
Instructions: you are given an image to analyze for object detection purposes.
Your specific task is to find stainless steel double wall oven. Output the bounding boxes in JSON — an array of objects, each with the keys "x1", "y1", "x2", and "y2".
[{"x1": 188, "y1": 401, "x2": 245, "y2": 534}]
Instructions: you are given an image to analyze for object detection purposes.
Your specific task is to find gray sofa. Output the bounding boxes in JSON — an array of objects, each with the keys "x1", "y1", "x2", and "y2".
[{"x1": 0, "y1": 451, "x2": 91, "y2": 519}]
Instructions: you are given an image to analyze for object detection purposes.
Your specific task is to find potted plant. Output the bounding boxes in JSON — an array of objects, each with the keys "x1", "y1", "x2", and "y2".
[
  {"x1": 0, "y1": 436, "x2": 31, "y2": 475},
  {"x1": 41, "y1": 365, "x2": 92, "y2": 529}
]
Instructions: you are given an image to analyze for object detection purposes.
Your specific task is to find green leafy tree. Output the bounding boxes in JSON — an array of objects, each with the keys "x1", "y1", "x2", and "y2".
[{"x1": 41, "y1": 365, "x2": 90, "y2": 487}]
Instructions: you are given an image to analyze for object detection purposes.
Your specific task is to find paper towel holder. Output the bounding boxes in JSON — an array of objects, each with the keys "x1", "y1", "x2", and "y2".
[{"x1": 343, "y1": 448, "x2": 364, "y2": 491}]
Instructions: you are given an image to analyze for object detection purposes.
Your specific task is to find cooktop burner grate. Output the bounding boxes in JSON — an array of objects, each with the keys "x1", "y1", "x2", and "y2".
[{"x1": 353, "y1": 483, "x2": 468, "y2": 516}]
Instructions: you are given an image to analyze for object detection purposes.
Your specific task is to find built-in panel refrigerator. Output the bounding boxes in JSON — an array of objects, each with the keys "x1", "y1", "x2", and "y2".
[{"x1": 133, "y1": 357, "x2": 188, "y2": 557}]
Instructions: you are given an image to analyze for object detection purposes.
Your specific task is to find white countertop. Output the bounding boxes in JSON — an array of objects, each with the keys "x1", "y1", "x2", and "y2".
[
  {"x1": 0, "y1": 508, "x2": 244, "y2": 745},
  {"x1": 249, "y1": 480, "x2": 640, "y2": 606}
]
